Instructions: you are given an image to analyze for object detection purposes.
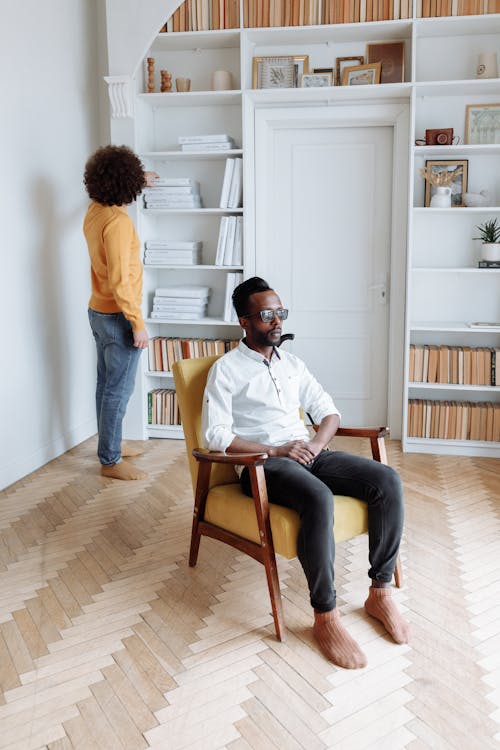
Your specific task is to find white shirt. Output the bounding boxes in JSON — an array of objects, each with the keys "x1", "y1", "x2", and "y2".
[{"x1": 202, "y1": 340, "x2": 341, "y2": 454}]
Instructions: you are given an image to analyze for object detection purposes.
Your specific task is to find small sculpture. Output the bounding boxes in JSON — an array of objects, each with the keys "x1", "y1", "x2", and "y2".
[
  {"x1": 160, "y1": 70, "x2": 172, "y2": 93},
  {"x1": 463, "y1": 189, "x2": 491, "y2": 207},
  {"x1": 147, "y1": 57, "x2": 155, "y2": 93}
]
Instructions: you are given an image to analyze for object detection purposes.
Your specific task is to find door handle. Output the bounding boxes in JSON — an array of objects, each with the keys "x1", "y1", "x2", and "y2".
[{"x1": 368, "y1": 282, "x2": 388, "y2": 305}]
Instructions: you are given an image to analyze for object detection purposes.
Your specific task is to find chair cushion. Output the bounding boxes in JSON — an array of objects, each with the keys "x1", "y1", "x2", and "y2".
[{"x1": 205, "y1": 484, "x2": 368, "y2": 560}]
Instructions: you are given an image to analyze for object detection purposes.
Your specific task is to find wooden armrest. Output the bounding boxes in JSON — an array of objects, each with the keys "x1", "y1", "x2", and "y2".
[
  {"x1": 192, "y1": 449, "x2": 268, "y2": 466},
  {"x1": 336, "y1": 427, "x2": 389, "y2": 439}
]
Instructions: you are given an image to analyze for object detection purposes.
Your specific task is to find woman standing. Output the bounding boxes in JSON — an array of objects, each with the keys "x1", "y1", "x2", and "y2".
[{"x1": 83, "y1": 145, "x2": 155, "y2": 480}]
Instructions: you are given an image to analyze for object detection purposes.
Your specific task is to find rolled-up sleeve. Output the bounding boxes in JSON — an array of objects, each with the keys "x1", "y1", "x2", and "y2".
[
  {"x1": 201, "y1": 362, "x2": 236, "y2": 452},
  {"x1": 299, "y1": 362, "x2": 341, "y2": 426}
]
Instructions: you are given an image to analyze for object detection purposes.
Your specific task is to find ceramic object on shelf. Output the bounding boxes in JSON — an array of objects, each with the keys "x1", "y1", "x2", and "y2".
[
  {"x1": 476, "y1": 52, "x2": 498, "y2": 79},
  {"x1": 481, "y1": 243, "x2": 500, "y2": 261},
  {"x1": 463, "y1": 190, "x2": 491, "y2": 207},
  {"x1": 430, "y1": 186, "x2": 451, "y2": 208},
  {"x1": 211, "y1": 70, "x2": 232, "y2": 90}
]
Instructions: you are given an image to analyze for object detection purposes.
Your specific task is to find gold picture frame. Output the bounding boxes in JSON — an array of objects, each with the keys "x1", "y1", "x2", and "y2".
[
  {"x1": 342, "y1": 62, "x2": 382, "y2": 86},
  {"x1": 366, "y1": 41, "x2": 405, "y2": 84},
  {"x1": 336, "y1": 56, "x2": 364, "y2": 86},
  {"x1": 252, "y1": 55, "x2": 309, "y2": 89},
  {"x1": 424, "y1": 159, "x2": 469, "y2": 207},
  {"x1": 465, "y1": 103, "x2": 500, "y2": 144}
]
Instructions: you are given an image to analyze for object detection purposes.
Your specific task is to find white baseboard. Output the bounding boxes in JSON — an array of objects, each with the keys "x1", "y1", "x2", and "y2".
[{"x1": 0, "y1": 418, "x2": 97, "y2": 491}]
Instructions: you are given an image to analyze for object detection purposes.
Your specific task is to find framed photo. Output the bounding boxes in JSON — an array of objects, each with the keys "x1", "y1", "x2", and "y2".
[
  {"x1": 300, "y1": 72, "x2": 333, "y2": 88},
  {"x1": 336, "y1": 56, "x2": 364, "y2": 86},
  {"x1": 465, "y1": 103, "x2": 500, "y2": 144},
  {"x1": 313, "y1": 67, "x2": 336, "y2": 85},
  {"x1": 424, "y1": 160, "x2": 469, "y2": 207},
  {"x1": 366, "y1": 41, "x2": 405, "y2": 84},
  {"x1": 252, "y1": 56, "x2": 295, "y2": 89},
  {"x1": 343, "y1": 62, "x2": 381, "y2": 86},
  {"x1": 293, "y1": 55, "x2": 309, "y2": 87}
]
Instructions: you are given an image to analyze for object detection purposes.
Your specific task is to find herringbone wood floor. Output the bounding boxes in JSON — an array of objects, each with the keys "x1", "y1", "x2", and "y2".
[{"x1": 0, "y1": 436, "x2": 499, "y2": 749}]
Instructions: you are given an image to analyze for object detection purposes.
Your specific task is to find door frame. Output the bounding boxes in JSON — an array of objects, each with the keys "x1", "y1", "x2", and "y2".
[{"x1": 243, "y1": 96, "x2": 410, "y2": 438}]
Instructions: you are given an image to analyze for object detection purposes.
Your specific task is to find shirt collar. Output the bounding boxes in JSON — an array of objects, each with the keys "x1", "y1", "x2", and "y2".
[{"x1": 238, "y1": 339, "x2": 281, "y2": 364}]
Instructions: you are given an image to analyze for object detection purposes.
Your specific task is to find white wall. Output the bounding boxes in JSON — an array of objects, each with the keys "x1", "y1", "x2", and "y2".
[{"x1": 0, "y1": 0, "x2": 108, "y2": 489}]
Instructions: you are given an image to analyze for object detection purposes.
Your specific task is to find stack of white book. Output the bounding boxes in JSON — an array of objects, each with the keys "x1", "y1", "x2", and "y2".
[
  {"x1": 219, "y1": 158, "x2": 243, "y2": 209},
  {"x1": 151, "y1": 286, "x2": 210, "y2": 321},
  {"x1": 143, "y1": 178, "x2": 202, "y2": 209},
  {"x1": 215, "y1": 216, "x2": 243, "y2": 266},
  {"x1": 144, "y1": 240, "x2": 202, "y2": 266},
  {"x1": 178, "y1": 134, "x2": 236, "y2": 152},
  {"x1": 223, "y1": 272, "x2": 243, "y2": 322}
]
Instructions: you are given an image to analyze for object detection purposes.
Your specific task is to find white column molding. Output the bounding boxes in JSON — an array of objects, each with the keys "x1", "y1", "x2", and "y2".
[{"x1": 104, "y1": 75, "x2": 134, "y2": 118}]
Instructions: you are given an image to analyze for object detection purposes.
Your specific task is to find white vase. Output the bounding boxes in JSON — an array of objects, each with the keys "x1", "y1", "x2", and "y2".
[
  {"x1": 481, "y1": 243, "x2": 500, "y2": 261},
  {"x1": 211, "y1": 70, "x2": 232, "y2": 90},
  {"x1": 430, "y1": 186, "x2": 452, "y2": 208}
]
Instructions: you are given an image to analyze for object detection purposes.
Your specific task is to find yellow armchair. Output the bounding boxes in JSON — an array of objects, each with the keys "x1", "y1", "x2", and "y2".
[{"x1": 173, "y1": 355, "x2": 402, "y2": 641}]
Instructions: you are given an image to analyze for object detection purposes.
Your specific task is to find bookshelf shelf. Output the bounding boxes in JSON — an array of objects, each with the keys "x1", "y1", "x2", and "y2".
[
  {"x1": 404, "y1": 437, "x2": 500, "y2": 457},
  {"x1": 409, "y1": 383, "x2": 499, "y2": 392},
  {"x1": 137, "y1": 91, "x2": 242, "y2": 108},
  {"x1": 146, "y1": 424, "x2": 184, "y2": 438},
  {"x1": 145, "y1": 317, "x2": 241, "y2": 326},
  {"x1": 410, "y1": 323, "x2": 500, "y2": 332},
  {"x1": 142, "y1": 208, "x2": 244, "y2": 214},
  {"x1": 146, "y1": 370, "x2": 174, "y2": 377},
  {"x1": 413, "y1": 268, "x2": 500, "y2": 273},
  {"x1": 140, "y1": 150, "x2": 243, "y2": 160},
  {"x1": 144, "y1": 264, "x2": 243, "y2": 270}
]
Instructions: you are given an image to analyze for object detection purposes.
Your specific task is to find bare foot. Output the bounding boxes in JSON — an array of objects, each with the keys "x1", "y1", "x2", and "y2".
[
  {"x1": 121, "y1": 441, "x2": 145, "y2": 457},
  {"x1": 313, "y1": 609, "x2": 367, "y2": 669},
  {"x1": 365, "y1": 587, "x2": 410, "y2": 644},
  {"x1": 101, "y1": 461, "x2": 148, "y2": 481}
]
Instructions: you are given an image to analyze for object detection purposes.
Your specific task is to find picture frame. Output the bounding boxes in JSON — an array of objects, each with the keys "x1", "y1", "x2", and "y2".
[
  {"x1": 366, "y1": 41, "x2": 405, "y2": 84},
  {"x1": 342, "y1": 62, "x2": 381, "y2": 86},
  {"x1": 292, "y1": 55, "x2": 310, "y2": 87},
  {"x1": 300, "y1": 72, "x2": 333, "y2": 88},
  {"x1": 424, "y1": 159, "x2": 469, "y2": 207},
  {"x1": 313, "y1": 67, "x2": 336, "y2": 85},
  {"x1": 336, "y1": 56, "x2": 364, "y2": 86},
  {"x1": 465, "y1": 103, "x2": 500, "y2": 144},
  {"x1": 252, "y1": 56, "x2": 294, "y2": 89}
]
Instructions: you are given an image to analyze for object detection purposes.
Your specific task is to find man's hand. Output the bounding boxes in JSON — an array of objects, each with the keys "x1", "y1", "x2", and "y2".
[
  {"x1": 133, "y1": 329, "x2": 149, "y2": 349},
  {"x1": 275, "y1": 440, "x2": 318, "y2": 465}
]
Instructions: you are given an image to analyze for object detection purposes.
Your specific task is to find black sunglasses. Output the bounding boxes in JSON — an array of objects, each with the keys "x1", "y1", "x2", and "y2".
[{"x1": 241, "y1": 308, "x2": 289, "y2": 323}]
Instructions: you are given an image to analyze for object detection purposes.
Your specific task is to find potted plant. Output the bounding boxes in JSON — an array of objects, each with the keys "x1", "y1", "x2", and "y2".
[{"x1": 474, "y1": 218, "x2": 500, "y2": 261}]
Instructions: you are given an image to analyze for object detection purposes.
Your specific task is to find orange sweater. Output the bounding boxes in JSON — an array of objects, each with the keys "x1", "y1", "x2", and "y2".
[{"x1": 84, "y1": 202, "x2": 144, "y2": 332}]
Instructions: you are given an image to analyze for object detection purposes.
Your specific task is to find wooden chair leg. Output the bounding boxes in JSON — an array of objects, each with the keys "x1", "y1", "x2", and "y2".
[
  {"x1": 394, "y1": 554, "x2": 403, "y2": 588},
  {"x1": 189, "y1": 461, "x2": 211, "y2": 568},
  {"x1": 249, "y1": 465, "x2": 286, "y2": 641}
]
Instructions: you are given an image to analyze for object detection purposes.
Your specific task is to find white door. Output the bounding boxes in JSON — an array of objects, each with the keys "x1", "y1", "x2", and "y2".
[{"x1": 254, "y1": 111, "x2": 394, "y2": 427}]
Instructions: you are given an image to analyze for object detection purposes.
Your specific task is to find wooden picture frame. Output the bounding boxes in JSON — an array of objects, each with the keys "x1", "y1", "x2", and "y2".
[
  {"x1": 465, "y1": 103, "x2": 500, "y2": 144},
  {"x1": 252, "y1": 56, "x2": 294, "y2": 89},
  {"x1": 366, "y1": 41, "x2": 405, "y2": 84},
  {"x1": 336, "y1": 56, "x2": 364, "y2": 86},
  {"x1": 300, "y1": 72, "x2": 333, "y2": 88},
  {"x1": 342, "y1": 62, "x2": 381, "y2": 86},
  {"x1": 292, "y1": 55, "x2": 309, "y2": 87},
  {"x1": 313, "y1": 67, "x2": 336, "y2": 85},
  {"x1": 424, "y1": 159, "x2": 469, "y2": 207}
]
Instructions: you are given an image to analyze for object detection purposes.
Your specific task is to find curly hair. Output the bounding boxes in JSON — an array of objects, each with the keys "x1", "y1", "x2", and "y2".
[
  {"x1": 232, "y1": 276, "x2": 272, "y2": 317},
  {"x1": 83, "y1": 145, "x2": 146, "y2": 206}
]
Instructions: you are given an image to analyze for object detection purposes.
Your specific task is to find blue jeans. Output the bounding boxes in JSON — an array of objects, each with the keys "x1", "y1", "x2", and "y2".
[
  {"x1": 241, "y1": 450, "x2": 404, "y2": 612},
  {"x1": 88, "y1": 309, "x2": 142, "y2": 465}
]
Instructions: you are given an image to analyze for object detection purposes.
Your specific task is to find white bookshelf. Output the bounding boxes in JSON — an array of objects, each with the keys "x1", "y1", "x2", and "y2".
[{"x1": 113, "y1": 8, "x2": 500, "y2": 451}]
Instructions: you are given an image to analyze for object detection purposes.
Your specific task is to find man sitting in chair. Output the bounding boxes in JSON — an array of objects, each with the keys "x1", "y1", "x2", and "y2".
[{"x1": 202, "y1": 276, "x2": 410, "y2": 669}]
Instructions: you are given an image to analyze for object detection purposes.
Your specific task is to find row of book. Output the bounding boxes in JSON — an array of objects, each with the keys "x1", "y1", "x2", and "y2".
[
  {"x1": 407, "y1": 399, "x2": 500, "y2": 441},
  {"x1": 162, "y1": 0, "x2": 496, "y2": 31},
  {"x1": 220, "y1": 158, "x2": 243, "y2": 209},
  {"x1": 161, "y1": 0, "x2": 240, "y2": 32},
  {"x1": 144, "y1": 240, "x2": 202, "y2": 267},
  {"x1": 148, "y1": 389, "x2": 181, "y2": 426},
  {"x1": 215, "y1": 216, "x2": 243, "y2": 266},
  {"x1": 178, "y1": 134, "x2": 237, "y2": 152},
  {"x1": 409, "y1": 345, "x2": 499, "y2": 386},
  {"x1": 143, "y1": 178, "x2": 201, "y2": 209},
  {"x1": 148, "y1": 337, "x2": 239, "y2": 372},
  {"x1": 150, "y1": 286, "x2": 209, "y2": 321}
]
